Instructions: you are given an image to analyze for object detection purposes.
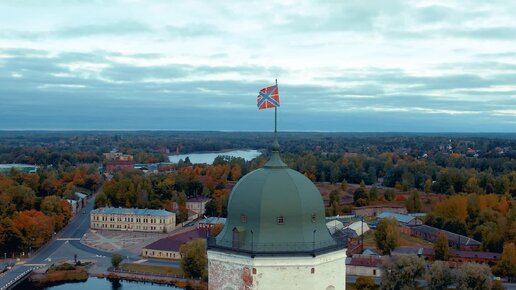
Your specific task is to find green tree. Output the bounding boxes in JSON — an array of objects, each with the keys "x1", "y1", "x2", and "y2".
[
  {"x1": 384, "y1": 189, "x2": 395, "y2": 201},
  {"x1": 369, "y1": 186, "x2": 378, "y2": 201},
  {"x1": 355, "y1": 275, "x2": 378, "y2": 290},
  {"x1": 406, "y1": 189, "x2": 421, "y2": 213},
  {"x1": 427, "y1": 261, "x2": 454, "y2": 290},
  {"x1": 341, "y1": 179, "x2": 348, "y2": 192},
  {"x1": 180, "y1": 239, "x2": 207, "y2": 279},
  {"x1": 111, "y1": 253, "x2": 123, "y2": 268},
  {"x1": 381, "y1": 255, "x2": 425, "y2": 290},
  {"x1": 374, "y1": 218, "x2": 399, "y2": 255},
  {"x1": 354, "y1": 181, "x2": 369, "y2": 206},
  {"x1": 456, "y1": 262, "x2": 492, "y2": 290}
]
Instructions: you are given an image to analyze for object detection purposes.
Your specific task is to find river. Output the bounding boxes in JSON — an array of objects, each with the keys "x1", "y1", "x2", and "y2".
[
  {"x1": 168, "y1": 149, "x2": 261, "y2": 164},
  {"x1": 14, "y1": 277, "x2": 182, "y2": 290}
]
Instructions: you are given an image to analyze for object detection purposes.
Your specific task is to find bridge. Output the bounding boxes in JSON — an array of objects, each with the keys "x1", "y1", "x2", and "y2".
[{"x1": 0, "y1": 266, "x2": 38, "y2": 290}]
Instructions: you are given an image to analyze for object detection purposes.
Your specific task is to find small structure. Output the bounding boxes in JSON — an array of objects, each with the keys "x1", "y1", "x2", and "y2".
[
  {"x1": 103, "y1": 151, "x2": 133, "y2": 161},
  {"x1": 352, "y1": 204, "x2": 407, "y2": 217},
  {"x1": 105, "y1": 159, "x2": 135, "y2": 174},
  {"x1": 90, "y1": 207, "x2": 176, "y2": 233},
  {"x1": 198, "y1": 217, "x2": 226, "y2": 229},
  {"x1": 142, "y1": 228, "x2": 205, "y2": 260},
  {"x1": 346, "y1": 254, "x2": 383, "y2": 277},
  {"x1": 173, "y1": 197, "x2": 210, "y2": 216},
  {"x1": 409, "y1": 225, "x2": 481, "y2": 251},
  {"x1": 342, "y1": 221, "x2": 370, "y2": 238},
  {"x1": 377, "y1": 212, "x2": 423, "y2": 226}
]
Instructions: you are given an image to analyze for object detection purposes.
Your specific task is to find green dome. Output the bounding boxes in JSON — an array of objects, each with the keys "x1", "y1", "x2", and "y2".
[{"x1": 213, "y1": 146, "x2": 339, "y2": 255}]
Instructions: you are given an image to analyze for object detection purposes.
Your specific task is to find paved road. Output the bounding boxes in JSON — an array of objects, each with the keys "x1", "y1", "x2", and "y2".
[{"x1": 0, "y1": 196, "x2": 96, "y2": 289}]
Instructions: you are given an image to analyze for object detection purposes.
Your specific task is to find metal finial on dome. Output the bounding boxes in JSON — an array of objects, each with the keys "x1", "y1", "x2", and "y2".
[{"x1": 265, "y1": 136, "x2": 287, "y2": 168}]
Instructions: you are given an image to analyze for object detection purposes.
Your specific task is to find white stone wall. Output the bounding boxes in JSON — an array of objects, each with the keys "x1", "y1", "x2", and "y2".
[
  {"x1": 208, "y1": 249, "x2": 347, "y2": 290},
  {"x1": 346, "y1": 265, "x2": 382, "y2": 277}
]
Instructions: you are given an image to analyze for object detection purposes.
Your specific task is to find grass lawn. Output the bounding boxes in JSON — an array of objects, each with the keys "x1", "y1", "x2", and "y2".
[{"x1": 120, "y1": 263, "x2": 184, "y2": 276}]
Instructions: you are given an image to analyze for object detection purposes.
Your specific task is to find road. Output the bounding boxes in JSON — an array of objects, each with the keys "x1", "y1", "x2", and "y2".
[{"x1": 0, "y1": 196, "x2": 100, "y2": 289}]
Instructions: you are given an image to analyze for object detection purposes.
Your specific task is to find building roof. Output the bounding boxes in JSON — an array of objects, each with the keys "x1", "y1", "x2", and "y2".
[
  {"x1": 410, "y1": 225, "x2": 481, "y2": 246},
  {"x1": 326, "y1": 220, "x2": 345, "y2": 235},
  {"x1": 215, "y1": 141, "x2": 338, "y2": 253},
  {"x1": 346, "y1": 254, "x2": 383, "y2": 267},
  {"x1": 74, "y1": 192, "x2": 87, "y2": 200},
  {"x1": 199, "y1": 217, "x2": 226, "y2": 225},
  {"x1": 144, "y1": 228, "x2": 205, "y2": 252},
  {"x1": 343, "y1": 221, "x2": 370, "y2": 237},
  {"x1": 377, "y1": 212, "x2": 416, "y2": 224},
  {"x1": 92, "y1": 207, "x2": 174, "y2": 217},
  {"x1": 188, "y1": 197, "x2": 211, "y2": 203}
]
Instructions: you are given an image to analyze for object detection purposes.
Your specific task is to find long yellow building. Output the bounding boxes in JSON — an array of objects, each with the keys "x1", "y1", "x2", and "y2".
[{"x1": 90, "y1": 207, "x2": 176, "y2": 233}]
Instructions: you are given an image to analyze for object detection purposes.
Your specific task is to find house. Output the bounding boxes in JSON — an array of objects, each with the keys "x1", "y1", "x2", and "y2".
[
  {"x1": 198, "y1": 217, "x2": 226, "y2": 229},
  {"x1": 392, "y1": 247, "x2": 500, "y2": 265},
  {"x1": 377, "y1": 212, "x2": 423, "y2": 226},
  {"x1": 342, "y1": 221, "x2": 370, "y2": 238},
  {"x1": 105, "y1": 159, "x2": 135, "y2": 174},
  {"x1": 346, "y1": 254, "x2": 383, "y2": 277},
  {"x1": 142, "y1": 228, "x2": 206, "y2": 260},
  {"x1": 352, "y1": 205, "x2": 407, "y2": 217},
  {"x1": 409, "y1": 225, "x2": 481, "y2": 251},
  {"x1": 173, "y1": 197, "x2": 210, "y2": 215}
]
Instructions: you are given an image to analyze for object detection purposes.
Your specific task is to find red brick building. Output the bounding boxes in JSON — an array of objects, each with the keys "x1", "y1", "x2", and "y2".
[{"x1": 105, "y1": 159, "x2": 135, "y2": 174}]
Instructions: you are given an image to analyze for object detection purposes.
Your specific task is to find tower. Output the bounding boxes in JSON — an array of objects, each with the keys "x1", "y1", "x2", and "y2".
[{"x1": 207, "y1": 139, "x2": 347, "y2": 290}]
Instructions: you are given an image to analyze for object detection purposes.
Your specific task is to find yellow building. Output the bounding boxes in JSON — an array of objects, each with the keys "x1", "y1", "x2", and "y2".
[{"x1": 90, "y1": 207, "x2": 176, "y2": 233}]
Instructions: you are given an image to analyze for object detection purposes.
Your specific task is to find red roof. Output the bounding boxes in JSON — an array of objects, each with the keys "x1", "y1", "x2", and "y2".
[
  {"x1": 348, "y1": 255, "x2": 383, "y2": 267},
  {"x1": 144, "y1": 228, "x2": 206, "y2": 252}
]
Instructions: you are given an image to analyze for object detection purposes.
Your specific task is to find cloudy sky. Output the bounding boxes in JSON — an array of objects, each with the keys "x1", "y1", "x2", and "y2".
[{"x1": 1, "y1": 0, "x2": 516, "y2": 132}]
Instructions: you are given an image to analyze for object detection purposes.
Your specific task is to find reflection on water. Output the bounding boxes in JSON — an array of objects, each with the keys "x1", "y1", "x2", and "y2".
[{"x1": 14, "y1": 277, "x2": 182, "y2": 290}]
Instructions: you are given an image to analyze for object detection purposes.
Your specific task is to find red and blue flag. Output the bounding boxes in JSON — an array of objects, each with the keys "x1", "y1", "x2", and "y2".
[{"x1": 257, "y1": 85, "x2": 280, "y2": 110}]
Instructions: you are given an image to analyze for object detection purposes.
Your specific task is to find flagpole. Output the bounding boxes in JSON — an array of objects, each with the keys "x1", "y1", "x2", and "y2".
[{"x1": 274, "y1": 79, "x2": 278, "y2": 139}]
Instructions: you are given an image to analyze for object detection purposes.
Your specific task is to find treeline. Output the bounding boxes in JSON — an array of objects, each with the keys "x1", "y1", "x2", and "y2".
[
  {"x1": 95, "y1": 156, "x2": 248, "y2": 222},
  {"x1": 426, "y1": 194, "x2": 515, "y2": 252},
  {"x1": 0, "y1": 165, "x2": 102, "y2": 256}
]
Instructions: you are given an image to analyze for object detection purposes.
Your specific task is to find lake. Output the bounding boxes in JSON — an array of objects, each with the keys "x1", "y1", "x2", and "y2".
[
  {"x1": 14, "y1": 277, "x2": 182, "y2": 290},
  {"x1": 169, "y1": 149, "x2": 261, "y2": 164}
]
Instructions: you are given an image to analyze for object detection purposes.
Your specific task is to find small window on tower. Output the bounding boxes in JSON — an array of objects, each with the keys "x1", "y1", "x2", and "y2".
[
  {"x1": 277, "y1": 216, "x2": 285, "y2": 225},
  {"x1": 240, "y1": 214, "x2": 247, "y2": 223},
  {"x1": 311, "y1": 213, "x2": 317, "y2": 223},
  {"x1": 311, "y1": 267, "x2": 315, "y2": 274}
]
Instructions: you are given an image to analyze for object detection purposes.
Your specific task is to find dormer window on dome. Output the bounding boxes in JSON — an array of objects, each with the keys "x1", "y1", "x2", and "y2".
[
  {"x1": 311, "y1": 213, "x2": 317, "y2": 223},
  {"x1": 277, "y1": 216, "x2": 285, "y2": 225},
  {"x1": 240, "y1": 214, "x2": 247, "y2": 223}
]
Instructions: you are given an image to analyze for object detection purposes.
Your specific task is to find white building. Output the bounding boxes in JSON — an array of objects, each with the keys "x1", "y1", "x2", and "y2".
[{"x1": 208, "y1": 141, "x2": 347, "y2": 290}]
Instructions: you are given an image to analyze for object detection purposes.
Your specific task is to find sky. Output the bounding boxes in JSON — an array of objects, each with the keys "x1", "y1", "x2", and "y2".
[{"x1": 1, "y1": 0, "x2": 516, "y2": 132}]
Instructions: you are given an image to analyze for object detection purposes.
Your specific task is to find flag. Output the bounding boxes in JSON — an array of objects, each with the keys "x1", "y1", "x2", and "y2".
[{"x1": 257, "y1": 85, "x2": 280, "y2": 110}]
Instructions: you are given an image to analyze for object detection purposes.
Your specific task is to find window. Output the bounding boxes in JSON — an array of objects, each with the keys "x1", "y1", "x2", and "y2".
[
  {"x1": 311, "y1": 213, "x2": 317, "y2": 223},
  {"x1": 277, "y1": 216, "x2": 285, "y2": 225},
  {"x1": 311, "y1": 268, "x2": 315, "y2": 274},
  {"x1": 240, "y1": 214, "x2": 247, "y2": 223},
  {"x1": 252, "y1": 268, "x2": 256, "y2": 275}
]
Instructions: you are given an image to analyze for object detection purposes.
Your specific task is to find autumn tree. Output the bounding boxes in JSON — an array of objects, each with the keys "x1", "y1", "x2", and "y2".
[
  {"x1": 355, "y1": 276, "x2": 378, "y2": 290},
  {"x1": 180, "y1": 239, "x2": 207, "y2": 279},
  {"x1": 493, "y1": 243, "x2": 515, "y2": 282},
  {"x1": 374, "y1": 218, "x2": 399, "y2": 255},
  {"x1": 406, "y1": 189, "x2": 421, "y2": 213},
  {"x1": 434, "y1": 232, "x2": 449, "y2": 261},
  {"x1": 368, "y1": 186, "x2": 378, "y2": 201},
  {"x1": 381, "y1": 255, "x2": 425, "y2": 290},
  {"x1": 0, "y1": 218, "x2": 24, "y2": 254},
  {"x1": 12, "y1": 210, "x2": 55, "y2": 250}
]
